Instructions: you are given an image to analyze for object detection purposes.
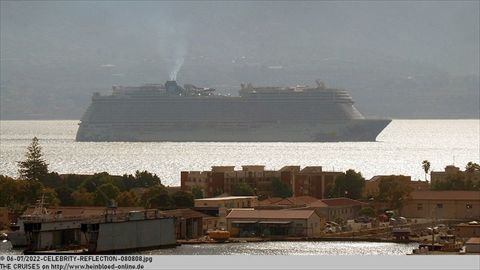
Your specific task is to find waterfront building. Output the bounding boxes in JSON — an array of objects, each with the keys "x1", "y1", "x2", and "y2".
[
  {"x1": 257, "y1": 196, "x2": 319, "y2": 208},
  {"x1": 193, "y1": 196, "x2": 259, "y2": 232},
  {"x1": 455, "y1": 223, "x2": 480, "y2": 239},
  {"x1": 0, "y1": 207, "x2": 9, "y2": 229},
  {"x1": 181, "y1": 165, "x2": 342, "y2": 198},
  {"x1": 400, "y1": 191, "x2": 480, "y2": 219},
  {"x1": 430, "y1": 165, "x2": 480, "y2": 187},
  {"x1": 464, "y1": 237, "x2": 480, "y2": 253},
  {"x1": 194, "y1": 196, "x2": 258, "y2": 208},
  {"x1": 162, "y1": 208, "x2": 208, "y2": 240},
  {"x1": 257, "y1": 196, "x2": 366, "y2": 222},
  {"x1": 363, "y1": 175, "x2": 430, "y2": 198},
  {"x1": 13, "y1": 206, "x2": 144, "y2": 248},
  {"x1": 226, "y1": 209, "x2": 323, "y2": 237},
  {"x1": 311, "y1": 197, "x2": 367, "y2": 222}
]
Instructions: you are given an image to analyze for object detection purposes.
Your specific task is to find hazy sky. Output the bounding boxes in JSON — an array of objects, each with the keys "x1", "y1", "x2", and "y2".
[
  {"x1": 2, "y1": 1, "x2": 478, "y2": 76},
  {"x1": 0, "y1": 1, "x2": 479, "y2": 119}
]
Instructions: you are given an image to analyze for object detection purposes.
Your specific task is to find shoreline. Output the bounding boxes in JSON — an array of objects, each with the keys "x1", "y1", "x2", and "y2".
[{"x1": 178, "y1": 237, "x2": 418, "y2": 245}]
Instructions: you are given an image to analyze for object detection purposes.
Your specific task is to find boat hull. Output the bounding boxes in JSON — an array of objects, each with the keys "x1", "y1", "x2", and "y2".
[{"x1": 76, "y1": 119, "x2": 391, "y2": 142}]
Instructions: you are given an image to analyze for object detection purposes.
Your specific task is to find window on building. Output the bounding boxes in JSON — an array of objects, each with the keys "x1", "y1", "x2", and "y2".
[
  {"x1": 417, "y1": 204, "x2": 423, "y2": 211},
  {"x1": 437, "y1": 203, "x2": 443, "y2": 209}
]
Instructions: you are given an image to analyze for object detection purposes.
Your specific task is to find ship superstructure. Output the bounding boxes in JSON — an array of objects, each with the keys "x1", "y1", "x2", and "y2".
[{"x1": 76, "y1": 80, "x2": 390, "y2": 142}]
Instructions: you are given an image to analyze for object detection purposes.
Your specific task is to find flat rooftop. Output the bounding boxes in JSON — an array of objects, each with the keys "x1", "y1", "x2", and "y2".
[{"x1": 195, "y1": 196, "x2": 258, "y2": 201}]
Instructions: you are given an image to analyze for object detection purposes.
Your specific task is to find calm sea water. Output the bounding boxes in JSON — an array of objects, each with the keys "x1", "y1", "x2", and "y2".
[
  {"x1": 0, "y1": 241, "x2": 418, "y2": 255},
  {"x1": 0, "y1": 120, "x2": 479, "y2": 186}
]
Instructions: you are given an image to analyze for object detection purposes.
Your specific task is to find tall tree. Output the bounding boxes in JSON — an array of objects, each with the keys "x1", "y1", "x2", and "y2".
[
  {"x1": 465, "y1": 162, "x2": 480, "y2": 173},
  {"x1": 141, "y1": 185, "x2": 172, "y2": 208},
  {"x1": 172, "y1": 191, "x2": 194, "y2": 208},
  {"x1": 71, "y1": 188, "x2": 95, "y2": 206},
  {"x1": 327, "y1": 169, "x2": 365, "y2": 199},
  {"x1": 231, "y1": 182, "x2": 254, "y2": 196},
  {"x1": 117, "y1": 191, "x2": 140, "y2": 207},
  {"x1": 422, "y1": 160, "x2": 431, "y2": 181},
  {"x1": 271, "y1": 179, "x2": 293, "y2": 198},
  {"x1": 17, "y1": 137, "x2": 49, "y2": 181},
  {"x1": 191, "y1": 186, "x2": 204, "y2": 199},
  {"x1": 377, "y1": 176, "x2": 413, "y2": 210},
  {"x1": 94, "y1": 183, "x2": 120, "y2": 206}
]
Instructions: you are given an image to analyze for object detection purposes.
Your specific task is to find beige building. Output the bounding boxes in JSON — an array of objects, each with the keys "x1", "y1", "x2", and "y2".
[
  {"x1": 310, "y1": 198, "x2": 367, "y2": 222},
  {"x1": 431, "y1": 165, "x2": 480, "y2": 187},
  {"x1": 181, "y1": 165, "x2": 342, "y2": 199},
  {"x1": 194, "y1": 196, "x2": 258, "y2": 208},
  {"x1": 400, "y1": 191, "x2": 480, "y2": 219},
  {"x1": 364, "y1": 175, "x2": 430, "y2": 198},
  {"x1": 161, "y1": 208, "x2": 207, "y2": 240},
  {"x1": 455, "y1": 223, "x2": 480, "y2": 239},
  {"x1": 464, "y1": 238, "x2": 480, "y2": 253},
  {"x1": 258, "y1": 196, "x2": 367, "y2": 222},
  {"x1": 226, "y1": 209, "x2": 323, "y2": 237}
]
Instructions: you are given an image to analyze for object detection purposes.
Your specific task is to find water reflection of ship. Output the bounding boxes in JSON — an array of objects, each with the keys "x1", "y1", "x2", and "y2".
[{"x1": 76, "y1": 80, "x2": 391, "y2": 142}]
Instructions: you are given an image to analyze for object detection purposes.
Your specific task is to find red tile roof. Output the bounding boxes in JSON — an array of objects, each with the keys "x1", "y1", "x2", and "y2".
[
  {"x1": 275, "y1": 196, "x2": 319, "y2": 206},
  {"x1": 259, "y1": 196, "x2": 319, "y2": 206},
  {"x1": 320, "y1": 197, "x2": 367, "y2": 207},
  {"x1": 227, "y1": 209, "x2": 316, "y2": 219},
  {"x1": 258, "y1": 197, "x2": 284, "y2": 206},
  {"x1": 466, "y1": 237, "x2": 480, "y2": 244},
  {"x1": 409, "y1": 191, "x2": 480, "y2": 201},
  {"x1": 307, "y1": 200, "x2": 329, "y2": 208}
]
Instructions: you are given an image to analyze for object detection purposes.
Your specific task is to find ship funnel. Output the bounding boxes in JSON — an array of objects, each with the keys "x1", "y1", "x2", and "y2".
[{"x1": 165, "y1": 80, "x2": 180, "y2": 95}]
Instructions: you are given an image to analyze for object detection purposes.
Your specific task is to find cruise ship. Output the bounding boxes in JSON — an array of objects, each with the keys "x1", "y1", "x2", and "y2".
[{"x1": 76, "y1": 80, "x2": 391, "y2": 142}]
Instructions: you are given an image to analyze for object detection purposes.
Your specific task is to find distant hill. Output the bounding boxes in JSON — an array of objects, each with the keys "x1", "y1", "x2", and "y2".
[{"x1": 1, "y1": 1, "x2": 478, "y2": 119}]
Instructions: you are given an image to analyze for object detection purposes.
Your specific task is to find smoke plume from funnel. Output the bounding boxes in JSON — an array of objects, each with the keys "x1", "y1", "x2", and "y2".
[
  {"x1": 169, "y1": 43, "x2": 186, "y2": 80},
  {"x1": 158, "y1": 20, "x2": 189, "y2": 81}
]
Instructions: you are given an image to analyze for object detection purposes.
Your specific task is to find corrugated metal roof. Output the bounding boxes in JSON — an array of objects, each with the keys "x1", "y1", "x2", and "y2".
[
  {"x1": 320, "y1": 197, "x2": 367, "y2": 207},
  {"x1": 195, "y1": 196, "x2": 257, "y2": 201},
  {"x1": 23, "y1": 206, "x2": 144, "y2": 218},
  {"x1": 161, "y1": 208, "x2": 208, "y2": 219},
  {"x1": 227, "y1": 209, "x2": 316, "y2": 219}
]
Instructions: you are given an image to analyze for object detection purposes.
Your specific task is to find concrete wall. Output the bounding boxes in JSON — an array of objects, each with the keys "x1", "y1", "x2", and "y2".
[
  {"x1": 0, "y1": 207, "x2": 9, "y2": 229},
  {"x1": 95, "y1": 218, "x2": 175, "y2": 252},
  {"x1": 401, "y1": 200, "x2": 480, "y2": 219},
  {"x1": 455, "y1": 225, "x2": 480, "y2": 238},
  {"x1": 194, "y1": 197, "x2": 258, "y2": 208},
  {"x1": 226, "y1": 214, "x2": 322, "y2": 237}
]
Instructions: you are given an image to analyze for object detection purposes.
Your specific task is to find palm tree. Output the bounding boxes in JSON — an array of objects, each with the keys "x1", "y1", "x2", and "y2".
[
  {"x1": 465, "y1": 162, "x2": 480, "y2": 173},
  {"x1": 422, "y1": 160, "x2": 431, "y2": 181}
]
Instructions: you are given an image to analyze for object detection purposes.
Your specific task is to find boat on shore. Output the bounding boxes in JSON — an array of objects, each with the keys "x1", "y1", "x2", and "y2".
[
  {"x1": 23, "y1": 207, "x2": 177, "y2": 254},
  {"x1": 208, "y1": 230, "x2": 230, "y2": 242}
]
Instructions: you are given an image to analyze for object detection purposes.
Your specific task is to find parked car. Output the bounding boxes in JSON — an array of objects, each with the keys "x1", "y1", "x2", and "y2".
[
  {"x1": 354, "y1": 216, "x2": 372, "y2": 223},
  {"x1": 397, "y1": 217, "x2": 408, "y2": 224},
  {"x1": 324, "y1": 225, "x2": 336, "y2": 233}
]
